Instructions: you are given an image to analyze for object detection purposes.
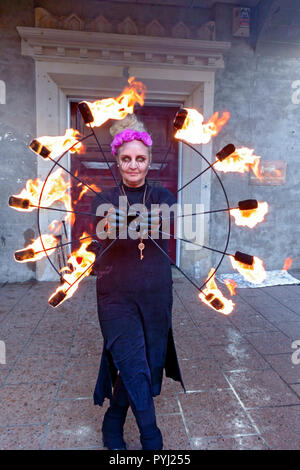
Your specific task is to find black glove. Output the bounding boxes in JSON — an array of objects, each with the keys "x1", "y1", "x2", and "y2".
[
  {"x1": 106, "y1": 207, "x2": 127, "y2": 232},
  {"x1": 135, "y1": 209, "x2": 161, "y2": 237}
]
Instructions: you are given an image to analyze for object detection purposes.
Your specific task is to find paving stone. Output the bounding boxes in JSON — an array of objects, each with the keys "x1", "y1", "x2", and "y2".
[
  {"x1": 178, "y1": 390, "x2": 256, "y2": 437},
  {"x1": 1, "y1": 280, "x2": 300, "y2": 450},
  {"x1": 248, "y1": 405, "x2": 300, "y2": 450},
  {"x1": 225, "y1": 369, "x2": 300, "y2": 408}
]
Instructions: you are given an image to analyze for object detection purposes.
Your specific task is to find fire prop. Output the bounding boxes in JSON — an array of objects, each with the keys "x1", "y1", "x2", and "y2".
[
  {"x1": 48, "y1": 233, "x2": 96, "y2": 307},
  {"x1": 230, "y1": 201, "x2": 269, "y2": 228},
  {"x1": 214, "y1": 147, "x2": 262, "y2": 178},
  {"x1": 8, "y1": 169, "x2": 71, "y2": 213},
  {"x1": 199, "y1": 268, "x2": 234, "y2": 315},
  {"x1": 230, "y1": 254, "x2": 266, "y2": 284},
  {"x1": 30, "y1": 128, "x2": 83, "y2": 159},
  {"x1": 78, "y1": 76, "x2": 146, "y2": 127},
  {"x1": 174, "y1": 108, "x2": 230, "y2": 144},
  {"x1": 10, "y1": 82, "x2": 274, "y2": 315},
  {"x1": 14, "y1": 235, "x2": 58, "y2": 262}
]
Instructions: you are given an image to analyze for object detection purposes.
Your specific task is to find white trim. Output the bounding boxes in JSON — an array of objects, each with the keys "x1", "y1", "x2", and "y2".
[{"x1": 17, "y1": 27, "x2": 230, "y2": 71}]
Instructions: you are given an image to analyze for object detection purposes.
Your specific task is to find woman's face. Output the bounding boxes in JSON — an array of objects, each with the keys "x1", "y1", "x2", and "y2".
[{"x1": 117, "y1": 140, "x2": 151, "y2": 187}]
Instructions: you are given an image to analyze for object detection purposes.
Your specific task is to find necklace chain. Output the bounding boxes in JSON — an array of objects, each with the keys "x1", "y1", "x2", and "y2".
[{"x1": 121, "y1": 182, "x2": 147, "y2": 261}]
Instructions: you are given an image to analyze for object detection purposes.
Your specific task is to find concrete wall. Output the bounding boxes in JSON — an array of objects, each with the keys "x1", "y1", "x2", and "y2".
[
  {"x1": 211, "y1": 2, "x2": 300, "y2": 274},
  {"x1": 0, "y1": 1, "x2": 36, "y2": 282}
]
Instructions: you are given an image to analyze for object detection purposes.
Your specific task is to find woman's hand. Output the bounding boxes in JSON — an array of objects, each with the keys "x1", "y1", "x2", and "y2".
[
  {"x1": 106, "y1": 207, "x2": 127, "y2": 232},
  {"x1": 136, "y1": 209, "x2": 161, "y2": 237}
]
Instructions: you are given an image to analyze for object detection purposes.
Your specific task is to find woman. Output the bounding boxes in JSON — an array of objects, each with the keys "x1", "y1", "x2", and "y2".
[{"x1": 92, "y1": 114, "x2": 185, "y2": 450}]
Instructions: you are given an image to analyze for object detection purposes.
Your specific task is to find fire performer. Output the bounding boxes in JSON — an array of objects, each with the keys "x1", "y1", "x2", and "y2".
[{"x1": 91, "y1": 114, "x2": 185, "y2": 450}]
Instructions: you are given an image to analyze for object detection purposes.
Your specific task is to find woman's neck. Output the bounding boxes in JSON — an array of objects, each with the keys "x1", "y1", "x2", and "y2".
[{"x1": 122, "y1": 178, "x2": 146, "y2": 188}]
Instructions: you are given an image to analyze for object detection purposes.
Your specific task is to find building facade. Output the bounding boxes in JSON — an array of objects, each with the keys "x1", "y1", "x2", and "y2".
[{"x1": 1, "y1": 0, "x2": 300, "y2": 282}]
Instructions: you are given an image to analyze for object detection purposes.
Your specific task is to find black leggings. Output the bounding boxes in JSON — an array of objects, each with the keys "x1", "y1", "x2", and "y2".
[{"x1": 102, "y1": 374, "x2": 163, "y2": 450}]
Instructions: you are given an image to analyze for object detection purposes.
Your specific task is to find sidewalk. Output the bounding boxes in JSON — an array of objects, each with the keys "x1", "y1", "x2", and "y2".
[{"x1": 0, "y1": 276, "x2": 300, "y2": 450}]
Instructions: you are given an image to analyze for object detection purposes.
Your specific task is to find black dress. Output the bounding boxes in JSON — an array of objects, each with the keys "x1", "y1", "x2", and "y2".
[{"x1": 92, "y1": 180, "x2": 185, "y2": 411}]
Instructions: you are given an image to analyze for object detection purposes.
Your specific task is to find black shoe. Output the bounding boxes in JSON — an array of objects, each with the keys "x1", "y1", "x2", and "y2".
[{"x1": 103, "y1": 437, "x2": 127, "y2": 450}]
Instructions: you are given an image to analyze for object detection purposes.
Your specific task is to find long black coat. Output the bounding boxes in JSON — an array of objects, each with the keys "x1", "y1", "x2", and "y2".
[{"x1": 92, "y1": 181, "x2": 185, "y2": 411}]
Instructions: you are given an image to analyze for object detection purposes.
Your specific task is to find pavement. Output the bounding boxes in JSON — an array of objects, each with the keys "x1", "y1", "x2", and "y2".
[{"x1": 0, "y1": 274, "x2": 300, "y2": 450}]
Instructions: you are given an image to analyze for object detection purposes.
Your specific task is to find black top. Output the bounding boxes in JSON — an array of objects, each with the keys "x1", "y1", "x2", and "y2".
[{"x1": 91, "y1": 180, "x2": 177, "y2": 294}]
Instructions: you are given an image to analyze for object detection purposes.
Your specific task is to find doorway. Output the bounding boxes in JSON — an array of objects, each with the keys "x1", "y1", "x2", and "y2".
[{"x1": 69, "y1": 101, "x2": 180, "y2": 263}]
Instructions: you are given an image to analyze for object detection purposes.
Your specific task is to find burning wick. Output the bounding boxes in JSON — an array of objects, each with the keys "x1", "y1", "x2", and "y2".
[
  {"x1": 238, "y1": 199, "x2": 258, "y2": 211},
  {"x1": 78, "y1": 76, "x2": 146, "y2": 127},
  {"x1": 214, "y1": 147, "x2": 262, "y2": 178},
  {"x1": 14, "y1": 248, "x2": 35, "y2": 262},
  {"x1": 14, "y1": 235, "x2": 58, "y2": 263},
  {"x1": 234, "y1": 251, "x2": 254, "y2": 266},
  {"x1": 216, "y1": 144, "x2": 236, "y2": 162},
  {"x1": 8, "y1": 196, "x2": 30, "y2": 210},
  {"x1": 48, "y1": 290, "x2": 67, "y2": 308},
  {"x1": 29, "y1": 129, "x2": 83, "y2": 159},
  {"x1": 30, "y1": 139, "x2": 51, "y2": 159},
  {"x1": 199, "y1": 268, "x2": 234, "y2": 315},
  {"x1": 173, "y1": 107, "x2": 230, "y2": 145},
  {"x1": 230, "y1": 253, "x2": 266, "y2": 284},
  {"x1": 230, "y1": 200, "x2": 269, "y2": 229}
]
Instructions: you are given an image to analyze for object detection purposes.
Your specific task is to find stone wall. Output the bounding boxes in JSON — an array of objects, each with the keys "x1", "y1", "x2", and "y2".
[
  {"x1": 0, "y1": 0, "x2": 36, "y2": 282},
  {"x1": 211, "y1": 2, "x2": 300, "y2": 274}
]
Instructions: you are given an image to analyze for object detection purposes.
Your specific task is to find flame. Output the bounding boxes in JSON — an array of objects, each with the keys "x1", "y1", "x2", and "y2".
[
  {"x1": 76, "y1": 182, "x2": 102, "y2": 202},
  {"x1": 11, "y1": 168, "x2": 74, "y2": 228},
  {"x1": 282, "y1": 257, "x2": 293, "y2": 271},
  {"x1": 174, "y1": 109, "x2": 230, "y2": 144},
  {"x1": 214, "y1": 147, "x2": 262, "y2": 178},
  {"x1": 10, "y1": 169, "x2": 70, "y2": 211},
  {"x1": 48, "y1": 233, "x2": 96, "y2": 306},
  {"x1": 31, "y1": 128, "x2": 83, "y2": 158},
  {"x1": 230, "y1": 202, "x2": 269, "y2": 228},
  {"x1": 224, "y1": 279, "x2": 237, "y2": 296},
  {"x1": 230, "y1": 255, "x2": 266, "y2": 284},
  {"x1": 77, "y1": 186, "x2": 89, "y2": 201},
  {"x1": 198, "y1": 268, "x2": 234, "y2": 315},
  {"x1": 15, "y1": 234, "x2": 58, "y2": 263},
  {"x1": 48, "y1": 219, "x2": 63, "y2": 235},
  {"x1": 83, "y1": 77, "x2": 146, "y2": 127}
]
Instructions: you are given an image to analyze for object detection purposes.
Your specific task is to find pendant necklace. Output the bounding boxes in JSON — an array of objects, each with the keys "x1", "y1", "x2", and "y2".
[{"x1": 121, "y1": 182, "x2": 147, "y2": 261}]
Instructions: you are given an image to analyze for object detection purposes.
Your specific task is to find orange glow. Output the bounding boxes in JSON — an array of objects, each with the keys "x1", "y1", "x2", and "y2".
[
  {"x1": 282, "y1": 257, "x2": 293, "y2": 271},
  {"x1": 30, "y1": 128, "x2": 83, "y2": 158},
  {"x1": 224, "y1": 279, "x2": 237, "y2": 296},
  {"x1": 76, "y1": 182, "x2": 102, "y2": 202},
  {"x1": 48, "y1": 233, "x2": 96, "y2": 307},
  {"x1": 230, "y1": 255, "x2": 266, "y2": 284},
  {"x1": 82, "y1": 77, "x2": 147, "y2": 128},
  {"x1": 175, "y1": 108, "x2": 230, "y2": 144},
  {"x1": 10, "y1": 168, "x2": 74, "y2": 228},
  {"x1": 198, "y1": 268, "x2": 234, "y2": 315},
  {"x1": 214, "y1": 147, "x2": 262, "y2": 178},
  {"x1": 10, "y1": 168, "x2": 70, "y2": 212},
  {"x1": 15, "y1": 234, "x2": 58, "y2": 263},
  {"x1": 230, "y1": 202, "x2": 269, "y2": 228}
]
